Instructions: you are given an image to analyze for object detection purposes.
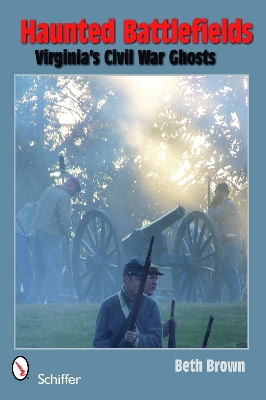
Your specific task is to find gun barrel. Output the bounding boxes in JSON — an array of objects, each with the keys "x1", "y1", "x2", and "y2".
[
  {"x1": 168, "y1": 300, "x2": 176, "y2": 348},
  {"x1": 138, "y1": 205, "x2": 185, "y2": 237},
  {"x1": 125, "y1": 236, "x2": 154, "y2": 348},
  {"x1": 202, "y1": 316, "x2": 214, "y2": 348},
  {"x1": 122, "y1": 205, "x2": 185, "y2": 260}
]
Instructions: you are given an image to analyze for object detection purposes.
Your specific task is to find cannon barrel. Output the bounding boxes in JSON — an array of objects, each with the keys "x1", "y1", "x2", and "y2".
[
  {"x1": 136, "y1": 205, "x2": 185, "y2": 237},
  {"x1": 122, "y1": 205, "x2": 185, "y2": 261}
]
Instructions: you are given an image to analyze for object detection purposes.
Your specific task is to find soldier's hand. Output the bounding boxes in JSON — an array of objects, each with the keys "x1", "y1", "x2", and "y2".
[
  {"x1": 163, "y1": 319, "x2": 177, "y2": 337},
  {"x1": 210, "y1": 193, "x2": 223, "y2": 207},
  {"x1": 125, "y1": 330, "x2": 139, "y2": 344}
]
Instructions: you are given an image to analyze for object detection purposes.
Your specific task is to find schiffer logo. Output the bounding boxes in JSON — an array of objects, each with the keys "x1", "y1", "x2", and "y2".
[{"x1": 12, "y1": 356, "x2": 29, "y2": 381}]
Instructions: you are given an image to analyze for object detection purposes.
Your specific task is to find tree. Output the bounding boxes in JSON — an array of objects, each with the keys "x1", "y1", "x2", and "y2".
[{"x1": 15, "y1": 74, "x2": 248, "y2": 238}]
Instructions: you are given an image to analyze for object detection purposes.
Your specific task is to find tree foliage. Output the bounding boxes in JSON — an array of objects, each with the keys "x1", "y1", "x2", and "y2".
[{"x1": 15, "y1": 74, "x2": 248, "y2": 238}]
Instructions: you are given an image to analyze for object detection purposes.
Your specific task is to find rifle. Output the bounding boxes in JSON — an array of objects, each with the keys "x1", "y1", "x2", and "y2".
[
  {"x1": 168, "y1": 299, "x2": 176, "y2": 348},
  {"x1": 125, "y1": 236, "x2": 154, "y2": 348},
  {"x1": 206, "y1": 176, "x2": 211, "y2": 207},
  {"x1": 59, "y1": 152, "x2": 66, "y2": 183},
  {"x1": 58, "y1": 153, "x2": 74, "y2": 299},
  {"x1": 201, "y1": 315, "x2": 214, "y2": 348}
]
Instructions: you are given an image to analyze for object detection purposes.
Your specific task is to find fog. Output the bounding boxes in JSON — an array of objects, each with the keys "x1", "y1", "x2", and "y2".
[{"x1": 16, "y1": 74, "x2": 248, "y2": 238}]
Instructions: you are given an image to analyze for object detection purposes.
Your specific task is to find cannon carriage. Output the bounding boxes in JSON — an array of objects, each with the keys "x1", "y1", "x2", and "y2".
[{"x1": 71, "y1": 205, "x2": 224, "y2": 304}]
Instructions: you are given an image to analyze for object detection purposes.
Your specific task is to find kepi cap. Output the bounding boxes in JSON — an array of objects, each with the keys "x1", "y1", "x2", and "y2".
[
  {"x1": 148, "y1": 263, "x2": 164, "y2": 276},
  {"x1": 123, "y1": 257, "x2": 145, "y2": 278},
  {"x1": 123, "y1": 258, "x2": 164, "y2": 277}
]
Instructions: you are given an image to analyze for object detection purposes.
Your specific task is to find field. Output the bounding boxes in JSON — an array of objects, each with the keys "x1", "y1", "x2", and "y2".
[{"x1": 15, "y1": 300, "x2": 248, "y2": 349}]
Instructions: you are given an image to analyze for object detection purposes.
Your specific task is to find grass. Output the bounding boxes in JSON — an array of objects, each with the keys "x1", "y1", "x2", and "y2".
[{"x1": 15, "y1": 300, "x2": 247, "y2": 349}]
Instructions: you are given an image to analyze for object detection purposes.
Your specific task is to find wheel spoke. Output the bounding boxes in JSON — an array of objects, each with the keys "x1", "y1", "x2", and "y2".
[
  {"x1": 195, "y1": 273, "x2": 208, "y2": 302},
  {"x1": 193, "y1": 218, "x2": 199, "y2": 252},
  {"x1": 107, "y1": 245, "x2": 118, "y2": 259},
  {"x1": 106, "y1": 269, "x2": 117, "y2": 286},
  {"x1": 197, "y1": 265, "x2": 215, "y2": 273},
  {"x1": 200, "y1": 270, "x2": 212, "y2": 289},
  {"x1": 92, "y1": 217, "x2": 100, "y2": 251},
  {"x1": 81, "y1": 239, "x2": 94, "y2": 255},
  {"x1": 100, "y1": 220, "x2": 106, "y2": 253},
  {"x1": 195, "y1": 222, "x2": 207, "y2": 254},
  {"x1": 85, "y1": 225, "x2": 97, "y2": 251},
  {"x1": 181, "y1": 237, "x2": 190, "y2": 253},
  {"x1": 197, "y1": 251, "x2": 215, "y2": 264},
  {"x1": 185, "y1": 224, "x2": 193, "y2": 250},
  {"x1": 100, "y1": 273, "x2": 108, "y2": 301},
  {"x1": 104, "y1": 230, "x2": 113, "y2": 254},
  {"x1": 179, "y1": 273, "x2": 190, "y2": 299},
  {"x1": 82, "y1": 273, "x2": 98, "y2": 301},
  {"x1": 72, "y1": 210, "x2": 123, "y2": 303},
  {"x1": 172, "y1": 267, "x2": 184, "y2": 279},
  {"x1": 186, "y1": 273, "x2": 194, "y2": 302},
  {"x1": 172, "y1": 211, "x2": 223, "y2": 303},
  {"x1": 76, "y1": 268, "x2": 91, "y2": 283},
  {"x1": 197, "y1": 233, "x2": 213, "y2": 256}
]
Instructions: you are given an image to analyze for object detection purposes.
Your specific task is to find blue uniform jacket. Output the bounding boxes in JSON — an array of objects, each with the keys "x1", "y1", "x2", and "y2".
[{"x1": 93, "y1": 289, "x2": 163, "y2": 348}]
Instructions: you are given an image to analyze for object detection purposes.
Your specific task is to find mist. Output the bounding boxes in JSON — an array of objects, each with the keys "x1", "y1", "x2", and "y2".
[{"x1": 16, "y1": 74, "x2": 248, "y2": 241}]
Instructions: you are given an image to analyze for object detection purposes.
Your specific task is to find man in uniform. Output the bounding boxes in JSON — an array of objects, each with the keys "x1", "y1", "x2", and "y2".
[
  {"x1": 144, "y1": 264, "x2": 177, "y2": 338},
  {"x1": 16, "y1": 199, "x2": 38, "y2": 303},
  {"x1": 27, "y1": 176, "x2": 81, "y2": 304},
  {"x1": 93, "y1": 257, "x2": 163, "y2": 348},
  {"x1": 208, "y1": 183, "x2": 242, "y2": 302}
]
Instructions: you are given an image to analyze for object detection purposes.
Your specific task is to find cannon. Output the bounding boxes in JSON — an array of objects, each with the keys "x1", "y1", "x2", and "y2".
[{"x1": 71, "y1": 206, "x2": 223, "y2": 304}]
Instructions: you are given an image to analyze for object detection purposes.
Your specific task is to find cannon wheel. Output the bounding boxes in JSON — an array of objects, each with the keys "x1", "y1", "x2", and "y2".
[
  {"x1": 171, "y1": 211, "x2": 223, "y2": 302},
  {"x1": 72, "y1": 209, "x2": 124, "y2": 303}
]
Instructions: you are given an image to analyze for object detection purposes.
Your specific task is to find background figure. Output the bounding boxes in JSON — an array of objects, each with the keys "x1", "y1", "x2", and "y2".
[
  {"x1": 61, "y1": 237, "x2": 76, "y2": 300},
  {"x1": 144, "y1": 263, "x2": 177, "y2": 338},
  {"x1": 208, "y1": 183, "x2": 242, "y2": 302},
  {"x1": 39, "y1": 237, "x2": 71, "y2": 304},
  {"x1": 16, "y1": 199, "x2": 38, "y2": 303},
  {"x1": 27, "y1": 176, "x2": 80, "y2": 304}
]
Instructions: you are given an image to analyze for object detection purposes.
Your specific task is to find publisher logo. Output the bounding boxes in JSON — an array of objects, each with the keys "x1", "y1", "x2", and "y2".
[{"x1": 12, "y1": 356, "x2": 29, "y2": 381}]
